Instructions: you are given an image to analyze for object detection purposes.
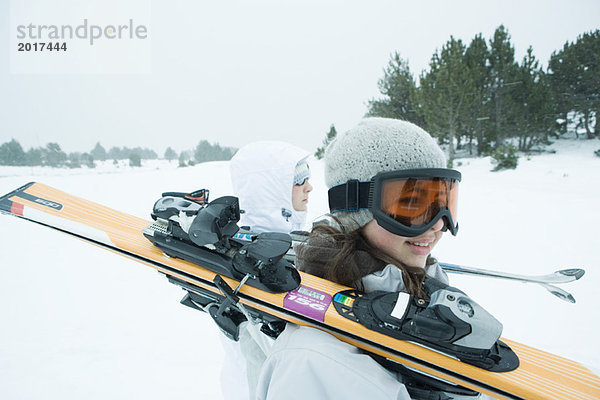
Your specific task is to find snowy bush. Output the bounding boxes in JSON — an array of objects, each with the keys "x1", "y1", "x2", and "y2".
[
  {"x1": 129, "y1": 153, "x2": 142, "y2": 167},
  {"x1": 491, "y1": 144, "x2": 519, "y2": 171}
]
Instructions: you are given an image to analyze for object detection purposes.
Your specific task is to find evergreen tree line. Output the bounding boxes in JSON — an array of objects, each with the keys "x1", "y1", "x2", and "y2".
[
  {"x1": 365, "y1": 25, "x2": 599, "y2": 166},
  {"x1": 89, "y1": 140, "x2": 237, "y2": 166},
  {"x1": 174, "y1": 140, "x2": 237, "y2": 167},
  {"x1": 89, "y1": 142, "x2": 159, "y2": 162},
  {"x1": 0, "y1": 140, "x2": 95, "y2": 168},
  {"x1": 0, "y1": 139, "x2": 236, "y2": 168}
]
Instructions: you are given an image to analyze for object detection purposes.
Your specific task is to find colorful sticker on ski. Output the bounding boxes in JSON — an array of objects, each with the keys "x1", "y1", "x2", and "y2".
[
  {"x1": 284, "y1": 285, "x2": 332, "y2": 322},
  {"x1": 333, "y1": 292, "x2": 354, "y2": 307}
]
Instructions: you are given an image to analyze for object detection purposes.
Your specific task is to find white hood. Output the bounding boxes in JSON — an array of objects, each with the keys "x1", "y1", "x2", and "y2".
[{"x1": 230, "y1": 141, "x2": 309, "y2": 234}]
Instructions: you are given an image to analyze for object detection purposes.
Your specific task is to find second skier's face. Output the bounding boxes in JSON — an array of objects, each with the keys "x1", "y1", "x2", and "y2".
[
  {"x1": 292, "y1": 179, "x2": 313, "y2": 212},
  {"x1": 362, "y1": 218, "x2": 444, "y2": 268}
]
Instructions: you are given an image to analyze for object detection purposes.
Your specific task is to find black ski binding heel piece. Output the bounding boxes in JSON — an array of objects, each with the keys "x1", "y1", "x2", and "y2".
[
  {"x1": 232, "y1": 232, "x2": 300, "y2": 293},
  {"x1": 333, "y1": 277, "x2": 519, "y2": 372},
  {"x1": 169, "y1": 276, "x2": 287, "y2": 342},
  {"x1": 206, "y1": 275, "x2": 247, "y2": 341},
  {"x1": 145, "y1": 193, "x2": 301, "y2": 293}
]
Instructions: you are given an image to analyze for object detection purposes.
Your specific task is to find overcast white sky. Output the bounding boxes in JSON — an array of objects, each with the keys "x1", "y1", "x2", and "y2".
[{"x1": 1, "y1": 0, "x2": 599, "y2": 155}]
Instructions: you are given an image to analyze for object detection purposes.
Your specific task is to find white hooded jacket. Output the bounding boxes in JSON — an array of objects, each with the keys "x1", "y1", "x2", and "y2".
[
  {"x1": 221, "y1": 141, "x2": 310, "y2": 400},
  {"x1": 230, "y1": 141, "x2": 310, "y2": 234}
]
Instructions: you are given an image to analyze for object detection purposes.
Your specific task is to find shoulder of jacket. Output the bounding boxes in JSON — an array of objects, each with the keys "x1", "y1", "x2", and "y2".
[
  {"x1": 259, "y1": 325, "x2": 411, "y2": 400},
  {"x1": 272, "y1": 324, "x2": 351, "y2": 352}
]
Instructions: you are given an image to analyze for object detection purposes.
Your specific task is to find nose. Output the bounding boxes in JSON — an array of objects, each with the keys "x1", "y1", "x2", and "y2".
[{"x1": 304, "y1": 181, "x2": 313, "y2": 193}]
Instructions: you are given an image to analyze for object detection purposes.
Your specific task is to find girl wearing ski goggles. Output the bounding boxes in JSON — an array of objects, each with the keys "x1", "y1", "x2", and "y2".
[
  {"x1": 257, "y1": 118, "x2": 477, "y2": 400},
  {"x1": 328, "y1": 168, "x2": 460, "y2": 238}
]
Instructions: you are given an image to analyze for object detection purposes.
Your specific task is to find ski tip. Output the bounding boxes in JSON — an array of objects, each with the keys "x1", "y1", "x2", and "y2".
[
  {"x1": 558, "y1": 268, "x2": 586, "y2": 280},
  {"x1": 0, "y1": 182, "x2": 36, "y2": 201},
  {"x1": 565, "y1": 294, "x2": 576, "y2": 304},
  {"x1": 563, "y1": 293, "x2": 577, "y2": 304},
  {"x1": 548, "y1": 288, "x2": 577, "y2": 304},
  {"x1": 540, "y1": 283, "x2": 577, "y2": 304},
  {"x1": 0, "y1": 182, "x2": 37, "y2": 215}
]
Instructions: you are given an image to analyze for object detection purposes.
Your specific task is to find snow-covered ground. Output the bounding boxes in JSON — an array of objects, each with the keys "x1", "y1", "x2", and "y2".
[{"x1": 0, "y1": 139, "x2": 599, "y2": 399}]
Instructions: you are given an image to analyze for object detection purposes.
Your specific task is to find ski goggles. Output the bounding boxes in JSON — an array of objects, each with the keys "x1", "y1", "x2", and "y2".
[{"x1": 328, "y1": 168, "x2": 461, "y2": 237}]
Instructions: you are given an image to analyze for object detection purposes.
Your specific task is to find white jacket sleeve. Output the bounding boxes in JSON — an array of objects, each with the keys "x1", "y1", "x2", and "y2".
[{"x1": 255, "y1": 324, "x2": 411, "y2": 400}]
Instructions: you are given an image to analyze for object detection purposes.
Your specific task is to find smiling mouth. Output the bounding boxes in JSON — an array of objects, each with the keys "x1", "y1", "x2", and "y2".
[
  {"x1": 409, "y1": 241, "x2": 430, "y2": 247},
  {"x1": 406, "y1": 240, "x2": 433, "y2": 256}
]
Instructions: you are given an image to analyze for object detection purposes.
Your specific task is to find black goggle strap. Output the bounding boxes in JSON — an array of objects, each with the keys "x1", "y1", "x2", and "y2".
[{"x1": 328, "y1": 180, "x2": 373, "y2": 213}]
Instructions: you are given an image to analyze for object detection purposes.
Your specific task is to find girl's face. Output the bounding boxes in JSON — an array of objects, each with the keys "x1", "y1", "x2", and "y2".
[
  {"x1": 292, "y1": 180, "x2": 313, "y2": 212},
  {"x1": 363, "y1": 218, "x2": 444, "y2": 268}
]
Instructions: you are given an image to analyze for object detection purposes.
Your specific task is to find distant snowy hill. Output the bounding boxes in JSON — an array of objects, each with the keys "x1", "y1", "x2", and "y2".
[{"x1": 1, "y1": 139, "x2": 599, "y2": 399}]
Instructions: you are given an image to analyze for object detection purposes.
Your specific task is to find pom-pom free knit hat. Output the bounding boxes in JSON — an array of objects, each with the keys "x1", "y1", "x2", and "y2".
[{"x1": 324, "y1": 117, "x2": 446, "y2": 230}]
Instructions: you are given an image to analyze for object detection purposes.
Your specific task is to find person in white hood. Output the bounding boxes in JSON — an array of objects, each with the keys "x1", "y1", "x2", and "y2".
[
  {"x1": 220, "y1": 140, "x2": 313, "y2": 400},
  {"x1": 230, "y1": 140, "x2": 313, "y2": 234}
]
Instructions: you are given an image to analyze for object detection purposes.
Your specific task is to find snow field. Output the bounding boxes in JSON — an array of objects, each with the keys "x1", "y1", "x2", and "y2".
[{"x1": 0, "y1": 139, "x2": 599, "y2": 399}]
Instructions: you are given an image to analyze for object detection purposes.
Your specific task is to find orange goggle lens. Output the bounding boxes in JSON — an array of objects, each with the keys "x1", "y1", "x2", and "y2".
[{"x1": 380, "y1": 178, "x2": 459, "y2": 227}]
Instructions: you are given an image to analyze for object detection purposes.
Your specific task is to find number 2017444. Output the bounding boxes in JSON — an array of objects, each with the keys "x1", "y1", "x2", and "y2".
[{"x1": 18, "y1": 42, "x2": 67, "y2": 52}]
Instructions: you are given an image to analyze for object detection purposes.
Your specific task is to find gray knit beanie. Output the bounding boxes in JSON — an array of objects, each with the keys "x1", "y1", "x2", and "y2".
[{"x1": 324, "y1": 117, "x2": 447, "y2": 230}]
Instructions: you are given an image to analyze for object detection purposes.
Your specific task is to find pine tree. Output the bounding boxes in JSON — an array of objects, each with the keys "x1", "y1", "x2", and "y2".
[
  {"x1": 513, "y1": 47, "x2": 555, "y2": 150},
  {"x1": 486, "y1": 25, "x2": 520, "y2": 148},
  {"x1": 419, "y1": 37, "x2": 474, "y2": 167},
  {"x1": 138, "y1": 148, "x2": 158, "y2": 160},
  {"x1": 193, "y1": 141, "x2": 235, "y2": 163},
  {"x1": 68, "y1": 152, "x2": 82, "y2": 168},
  {"x1": 315, "y1": 124, "x2": 337, "y2": 159},
  {"x1": 164, "y1": 147, "x2": 178, "y2": 161},
  {"x1": 129, "y1": 152, "x2": 142, "y2": 167},
  {"x1": 464, "y1": 34, "x2": 491, "y2": 155},
  {"x1": 26, "y1": 147, "x2": 43, "y2": 166},
  {"x1": 178, "y1": 152, "x2": 188, "y2": 167},
  {"x1": 108, "y1": 147, "x2": 125, "y2": 160},
  {"x1": 0, "y1": 139, "x2": 27, "y2": 166},
  {"x1": 194, "y1": 140, "x2": 215, "y2": 163},
  {"x1": 44, "y1": 143, "x2": 67, "y2": 167},
  {"x1": 90, "y1": 142, "x2": 107, "y2": 161},
  {"x1": 548, "y1": 29, "x2": 600, "y2": 138},
  {"x1": 366, "y1": 52, "x2": 423, "y2": 125},
  {"x1": 81, "y1": 153, "x2": 95, "y2": 168}
]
